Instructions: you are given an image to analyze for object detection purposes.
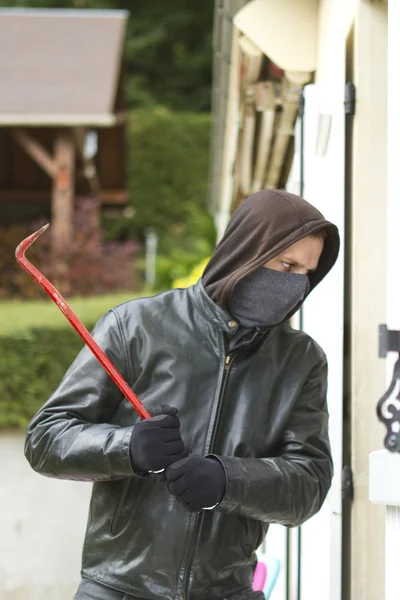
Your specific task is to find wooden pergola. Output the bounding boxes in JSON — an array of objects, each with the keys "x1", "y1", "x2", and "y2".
[{"x1": 0, "y1": 8, "x2": 129, "y2": 252}]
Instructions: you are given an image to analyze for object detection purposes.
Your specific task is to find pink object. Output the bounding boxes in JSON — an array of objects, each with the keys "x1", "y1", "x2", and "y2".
[{"x1": 253, "y1": 561, "x2": 267, "y2": 591}]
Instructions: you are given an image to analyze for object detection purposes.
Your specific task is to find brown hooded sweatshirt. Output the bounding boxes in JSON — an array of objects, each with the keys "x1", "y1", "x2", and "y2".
[{"x1": 202, "y1": 189, "x2": 340, "y2": 313}]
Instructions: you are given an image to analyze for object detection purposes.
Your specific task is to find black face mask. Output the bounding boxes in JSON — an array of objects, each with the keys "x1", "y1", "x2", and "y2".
[{"x1": 229, "y1": 267, "x2": 310, "y2": 329}]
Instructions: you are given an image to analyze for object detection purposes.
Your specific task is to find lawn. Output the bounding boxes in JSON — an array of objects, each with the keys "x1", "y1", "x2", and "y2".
[{"x1": 0, "y1": 292, "x2": 143, "y2": 335}]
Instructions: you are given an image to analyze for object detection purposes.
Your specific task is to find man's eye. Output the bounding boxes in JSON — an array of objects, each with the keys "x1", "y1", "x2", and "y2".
[{"x1": 281, "y1": 262, "x2": 292, "y2": 271}]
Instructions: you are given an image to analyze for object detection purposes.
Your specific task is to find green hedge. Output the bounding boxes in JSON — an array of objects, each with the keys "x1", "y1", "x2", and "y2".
[
  {"x1": 0, "y1": 326, "x2": 91, "y2": 429},
  {"x1": 0, "y1": 293, "x2": 138, "y2": 429}
]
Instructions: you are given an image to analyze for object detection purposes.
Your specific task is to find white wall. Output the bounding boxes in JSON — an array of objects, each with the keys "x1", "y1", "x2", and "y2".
[{"x1": 0, "y1": 433, "x2": 92, "y2": 600}]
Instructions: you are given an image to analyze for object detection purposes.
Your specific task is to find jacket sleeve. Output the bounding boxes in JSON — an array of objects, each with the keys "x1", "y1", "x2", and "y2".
[
  {"x1": 213, "y1": 359, "x2": 333, "y2": 526},
  {"x1": 24, "y1": 309, "x2": 138, "y2": 482}
]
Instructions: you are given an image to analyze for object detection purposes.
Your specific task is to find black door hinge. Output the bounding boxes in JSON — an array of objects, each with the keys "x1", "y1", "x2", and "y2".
[
  {"x1": 379, "y1": 324, "x2": 400, "y2": 358},
  {"x1": 345, "y1": 83, "x2": 356, "y2": 115},
  {"x1": 342, "y1": 466, "x2": 353, "y2": 501}
]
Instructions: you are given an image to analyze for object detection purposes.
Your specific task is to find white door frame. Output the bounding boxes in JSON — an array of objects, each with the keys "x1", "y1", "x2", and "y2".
[{"x1": 284, "y1": 4, "x2": 346, "y2": 595}]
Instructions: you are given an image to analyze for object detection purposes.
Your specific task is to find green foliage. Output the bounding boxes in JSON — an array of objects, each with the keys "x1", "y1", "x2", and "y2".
[
  {"x1": 128, "y1": 109, "x2": 211, "y2": 233},
  {"x1": 0, "y1": 292, "x2": 140, "y2": 429},
  {"x1": 123, "y1": 0, "x2": 214, "y2": 111},
  {"x1": 129, "y1": 108, "x2": 215, "y2": 288},
  {"x1": 4, "y1": 0, "x2": 214, "y2": 111},
  {"x1": 0, "y1": 326, "x2": 88, "y2": 429},
  {"x1": 172, "y1": 257, "x2": 210, "y2": 289},
  {"x1": 154, "y1": 202, "x2": 215, "y2": 289},
  {"x1": 104, "y1": 108, "x2": 216, "y2": 289}
]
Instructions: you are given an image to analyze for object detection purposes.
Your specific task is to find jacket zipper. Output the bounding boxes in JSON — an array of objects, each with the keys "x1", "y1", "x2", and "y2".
[
  {"x1": 179, "y1": 345, "x2": 234, "y2": 600},
  {"x1": 208, "y1": 354, "x2": 233, "y2": 450}
]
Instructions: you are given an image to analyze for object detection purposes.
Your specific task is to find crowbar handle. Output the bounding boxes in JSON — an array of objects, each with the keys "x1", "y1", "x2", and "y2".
[{"x1": 15, "y1": 224, "x2": 151, "y2": 420}]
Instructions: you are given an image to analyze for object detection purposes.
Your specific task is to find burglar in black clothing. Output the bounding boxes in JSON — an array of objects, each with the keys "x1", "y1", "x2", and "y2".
[{"x1": 25, "y1": 190, "x2": 340, "y2": 600}]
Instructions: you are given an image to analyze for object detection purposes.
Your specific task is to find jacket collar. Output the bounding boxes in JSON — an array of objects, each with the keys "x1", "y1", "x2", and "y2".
[{"x1": 189, "y1": 279, "x2": 240, "y2": 335}]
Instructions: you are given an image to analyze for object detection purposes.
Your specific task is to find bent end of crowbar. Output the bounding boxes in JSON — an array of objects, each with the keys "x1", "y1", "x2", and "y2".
[{"x1": 15, "y1": 223, "x2": 50, "y2": 264}]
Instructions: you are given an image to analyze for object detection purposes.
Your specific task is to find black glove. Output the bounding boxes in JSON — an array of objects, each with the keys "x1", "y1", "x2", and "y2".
[
  {"x1": 129, "y1": 404, "x2": 187, "y2": 474},
  {"x1": 165, "y1": 454, "x2": 226, "y2": 512}
]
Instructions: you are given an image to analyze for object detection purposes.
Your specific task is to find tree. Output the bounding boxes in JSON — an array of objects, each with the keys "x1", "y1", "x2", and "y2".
[{"x1": 123, "y1": 0, "x2": 214, "y2": 111}]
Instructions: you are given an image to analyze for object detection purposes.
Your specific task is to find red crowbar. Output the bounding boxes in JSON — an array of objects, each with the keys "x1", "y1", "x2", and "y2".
[{"x1": 15, "y1": 224, "x2": 151, "y2": 420}]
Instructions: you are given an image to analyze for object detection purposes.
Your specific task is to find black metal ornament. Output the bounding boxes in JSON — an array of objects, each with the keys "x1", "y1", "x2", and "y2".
[
  {"x1": 377, "y1": 357, "x2": 400, "y2": 452},
  {"x1": 378, "y1": 325, "x2": 400, "y2": 452}
]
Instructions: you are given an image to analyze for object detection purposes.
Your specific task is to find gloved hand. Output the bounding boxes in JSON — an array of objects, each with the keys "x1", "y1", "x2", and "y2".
[
  {"x1": 130, "y1": 404, "x2": 187, "y2": 474},
  {"x1": 165, "y1": 454, "x2": 226, "y2": 512}
]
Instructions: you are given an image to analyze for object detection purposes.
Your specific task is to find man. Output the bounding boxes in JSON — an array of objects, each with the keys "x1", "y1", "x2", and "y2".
[{"x1": 25, "y1": 189, "x2": 340, "y2": 600}]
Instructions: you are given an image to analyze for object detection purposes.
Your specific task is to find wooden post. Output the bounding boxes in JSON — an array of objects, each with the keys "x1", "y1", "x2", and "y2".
[{"x1": 52, "y1": 131, "x2": 75, "y2": 253}]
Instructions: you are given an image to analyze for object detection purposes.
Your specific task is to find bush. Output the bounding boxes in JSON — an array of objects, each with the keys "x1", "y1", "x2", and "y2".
[
  {"x1": 0, "y1": 292, "x2": 138, "y2": 429},
  {"x1": 154, "y1": 202, "x2": 215, "y2": 289},
  {"x1": 172, "y1": 257, "x2": 210, "y2": 289},
  {"x1": 0, "y1": 326, "x2": 91, "y2": 429},
  {"x1": 125, "y1": 108, "x2": 216, "y2": 288},
  {"x1": 128, "y1": 108, "x2": 211, "y2": 232},
  {"x1": 1, "y1": 197, "x2": 140, "y2": 299}
]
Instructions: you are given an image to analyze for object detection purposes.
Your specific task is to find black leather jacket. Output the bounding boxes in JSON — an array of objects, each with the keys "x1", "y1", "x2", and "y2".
[{"x1": 25, "y1": 281, "x2": 332, "y2": 600}]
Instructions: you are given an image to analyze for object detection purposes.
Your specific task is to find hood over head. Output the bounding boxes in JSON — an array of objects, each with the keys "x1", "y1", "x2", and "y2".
[{"x1": 202, "y1": 189, "x2": 340, "y2": 313}]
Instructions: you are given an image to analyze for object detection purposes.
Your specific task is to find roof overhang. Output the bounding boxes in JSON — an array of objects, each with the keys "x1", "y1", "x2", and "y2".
[
  {"x1": 234, "y1": 0, "x2": 318, "y2": 73},
  {"x1": 0, "y1": 114, "x2": 122, "y2": 128},
  {"x1": 0, "y1": 8, "x2": 128, "y2": 126}
]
